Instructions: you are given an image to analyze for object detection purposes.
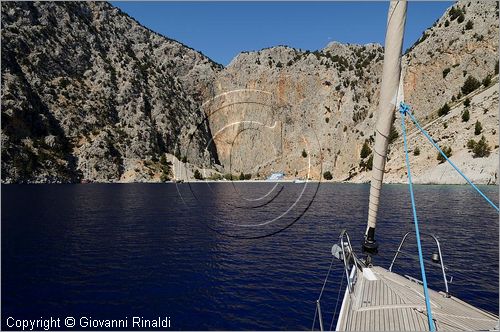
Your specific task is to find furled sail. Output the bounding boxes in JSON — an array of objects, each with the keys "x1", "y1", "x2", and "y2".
[{"x1": 363, "y1": 1, "x2": 407, "y2": 252}]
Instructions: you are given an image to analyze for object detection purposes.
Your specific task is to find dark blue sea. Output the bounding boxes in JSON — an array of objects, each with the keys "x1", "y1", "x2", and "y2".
[{"x1": 2, "y1": 183, "x2": 498, "y2": 330}]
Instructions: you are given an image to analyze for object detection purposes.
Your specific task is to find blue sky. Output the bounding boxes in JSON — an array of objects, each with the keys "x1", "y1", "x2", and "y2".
[{"x1": 113, "y1": 1, "x2": 453, "y2": 65}]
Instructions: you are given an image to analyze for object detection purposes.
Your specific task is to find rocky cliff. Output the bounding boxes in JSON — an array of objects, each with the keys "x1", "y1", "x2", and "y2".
[
  {"x1": 354, "y1": 80, "x2": 499, "y2": 184},
  {"x1": 2, "y1": 0, "x2": 498, "y2": 184},
  {"x1": 1, "y1": 1, "x2": 220, "y2": 183},
  {"x1": 208, "y1": 43, "x2": 385, "y2": 180},
  {"x1": 206, "y1": 0, "x2": 498, "y2": 183}
]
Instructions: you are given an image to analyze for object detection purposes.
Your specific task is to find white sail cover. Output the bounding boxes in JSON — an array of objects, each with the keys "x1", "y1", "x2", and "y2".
[{"x1": 367, "y1": 1, "x2": 407, "y2": 233}]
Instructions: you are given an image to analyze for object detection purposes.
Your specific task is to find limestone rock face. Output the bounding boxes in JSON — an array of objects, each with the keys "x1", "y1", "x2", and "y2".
[
  {"x1": 402, "y1": 0, "x2": 498, "y2": 123},
  {"x1": 353, "y1": 82, "x2": 499, "y2": 185},
  {"x1": 1, "y1": 1, "x2": 220, "y2": 183},
  {"x1": 207, "y1": 43, "x2": 385, "y2": 180},
  {"x1": 206, "y1": 0, "x2": 498, "y2": 183}
]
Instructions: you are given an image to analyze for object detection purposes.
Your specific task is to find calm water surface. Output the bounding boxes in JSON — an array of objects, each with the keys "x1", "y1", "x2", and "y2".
[{"x1": 2, "y1": 183, "x2": 498, "y2": 330}]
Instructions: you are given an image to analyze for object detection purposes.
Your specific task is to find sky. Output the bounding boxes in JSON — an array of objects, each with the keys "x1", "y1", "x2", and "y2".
[{"x1": 113, "y1": 1, "x2": 453, "y2": 66}]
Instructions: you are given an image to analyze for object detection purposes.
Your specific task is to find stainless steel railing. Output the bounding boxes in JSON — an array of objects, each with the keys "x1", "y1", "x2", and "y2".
[{"x1": 389, "y1": 231, "x2": 450, "y2": 297}]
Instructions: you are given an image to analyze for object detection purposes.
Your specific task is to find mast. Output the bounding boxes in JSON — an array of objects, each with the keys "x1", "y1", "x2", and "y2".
[{"x1": 363, "y1": 1, "x2": 407, "y2": 254}]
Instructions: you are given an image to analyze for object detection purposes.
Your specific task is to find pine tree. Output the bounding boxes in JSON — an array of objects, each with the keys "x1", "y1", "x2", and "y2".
[
  {"x1": 437, "y1": 146, "x2": 452, "y2": 163},
  {"x1": 360, "y1": 141, "x2": 372, "y2": 159},
  {"x1": 482, "y1": 75, "x2": 492, "y2": 87},
  {"x1": 461, "y1": 76, "x2": 481, "y2": 95},
  {"x1": 388, "y1": 123, "x2": 399, "y2": 143},
  {"x1": 438, "y1": 103, "x2": 450, "y2": 116},
  {"x1": 461, "y1": 109, "x2": 470, "y2": 122},
  {"x1": 472, "y1": 135, "x2": 491, "y2": 158},
  {"x1": 474, "y1": 120, "x2": 482, "y2": 135}
]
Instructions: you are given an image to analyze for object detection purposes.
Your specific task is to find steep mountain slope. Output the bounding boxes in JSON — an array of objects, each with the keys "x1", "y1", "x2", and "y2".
[
  {"x1": 1, "y1": 0, "x2": 498, "y2": 184},
  {"x1": 1, "y1": 1, "x2": 221, "y2": 183},
  {"x1": 206, "y1": 0, "x2": 498, "y2": 183},
  {"x1": 403, "y1": 0, "x2": 498, "y2": 121},
  {"x1": 355, "y1": 80, "x2": 499, "y2": 184},
  {"x1": 207, "y1": 43, "x2": 385, "y2": 180},
  {"x1": 352, "y1": 0, "x2": 500, "y2": 184}
]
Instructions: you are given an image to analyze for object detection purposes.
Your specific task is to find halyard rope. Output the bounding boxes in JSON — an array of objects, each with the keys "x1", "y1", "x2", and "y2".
[{"x1": 400, "y1": 102, "x2": 436, "y2": 331}]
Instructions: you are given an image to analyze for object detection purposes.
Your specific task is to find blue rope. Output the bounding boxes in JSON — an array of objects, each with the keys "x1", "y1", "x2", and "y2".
[
  {"x1": 399, "y1": 103, "x2": 436, "y2": 331},
  {"x1": 405, "y1": 108, "x2": 499, "y2": 213}
]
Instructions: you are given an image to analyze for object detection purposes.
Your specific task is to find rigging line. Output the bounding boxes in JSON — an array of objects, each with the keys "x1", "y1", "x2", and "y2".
[
  {"x1": 400, "y1": 103, "x2": 436, "y2": 332},
  {"x1": 312, "y1": 304, "x2": 318, "y2": 331},
  {"x1": 312, "y1": 256, "x2": 335, "y2": 331},
  {"x1": 405, "y1": 110, "x2": 499, "y2": 213},
  {"x1": 319, "y1": 257, "x2": 335, "y2": 300},
  {"x1": 329, "y1": 271, "x2": 346, "y2": 331}
]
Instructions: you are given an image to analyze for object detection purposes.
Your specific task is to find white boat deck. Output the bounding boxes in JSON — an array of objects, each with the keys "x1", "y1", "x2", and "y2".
[{"x1": 336, "y1": 266, "x2": 498, "y2": 331}]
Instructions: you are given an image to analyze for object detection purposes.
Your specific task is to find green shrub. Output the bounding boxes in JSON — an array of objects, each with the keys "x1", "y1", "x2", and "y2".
[
  {"x1": 239, "y1": 172, "x2": 245, "y2": 180},
  {"x1": 244, "y1": 173, "x2": 252, "y2": 180},
  {"x1": 323, "y1": 171, "x2": 333, "y2": 180},
  {"x1": 208, "y1": 173, "x2": 223, "y2": 180},
  {"x1": 467, "y1": 139, "x2": 476, "y2": 149},
  {"x1": 360, "y1": 141, "x2": 372, "y2": 159},
  {"x1": 301, "y1": 149, "x2": 308, "y2": 158},
  {"x1": 437, "y1": 146, "x2": 452, "y2": 163},
  {"x1": 366, "y1": 155, "x2": 373, "y2": 170},
  {"x1": 160, "y1": 158, "x2": 172, "y2": 182},
  {"x1": 472, "y1": 135, "x2": 491, "y2": 158},
  {"x1": 474, "y1": 120, "x2": 482, "y2": 135},
  {"x1": 442, "y1": 67, "x2": 450, "y2": 78},
  {"x1": 465, "y1": 20, "x2": 473, "y2": 30},
  {"x1": 160, "y1": 173, "x2": 170, "y2": 182},
  {"x1": 449, "y1": 6, "x2": 466, "y2": 22},
  {"x1": 193, "y1": 169, "x2": 203, "y2": 180},
  {"x1": 60, "y1": 78, "x2": 70, "y2": 89},
  {"x1": 482, "y1": 75, "x2": 492, "y2": 87},
  {"x1": 359, "y1": 154, "x2": 373, "y2": 171},
  {"x1": 438, "y1": 103, "x2": 450, "y2": 116},
  {"x1": 389, "y1": 123, "x2": 399, "y2": 144},
  {"x1": 413, "y1": 147, "x2": 420, "y2": 156},
  {"x1": 181, "y1": 156, "x2": 187, "y2": 163},
  {"x1": 461, "y1": 76, "x2": 481, "y2": 95},
  {"x1": 463, "y1": 98, "x2": 470, "y2": 107},
  {"x1": 444, "y1": 20, "x2": 450, "y2": 27},
  {"x1": 160, "y1": 154, "x2": 167, "y2": 165},
  {"x1": 461, "y1": 109, "x2": 470, "y2": 122},
  {"x1": 449, "y1": 7, "x2": 461, "y2": 20}
]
